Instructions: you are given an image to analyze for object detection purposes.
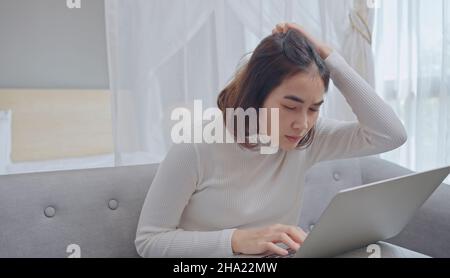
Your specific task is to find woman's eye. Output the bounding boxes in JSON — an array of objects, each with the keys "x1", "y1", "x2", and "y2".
[
  {"x1": 283, "y1": 105, "x2": 296, "y2": 110},
  {"x1": 309, "y1": 108, "x2": 319, "y2": 112}
]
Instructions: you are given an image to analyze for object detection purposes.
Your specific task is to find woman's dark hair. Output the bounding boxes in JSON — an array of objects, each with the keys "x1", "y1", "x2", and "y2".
[{"x1": 217, "y1": 29, "x2": 330, "y2": 150}]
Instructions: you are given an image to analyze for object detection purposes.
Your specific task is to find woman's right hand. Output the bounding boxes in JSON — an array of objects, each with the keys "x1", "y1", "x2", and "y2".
[{"x1": 231, "y1": 224, "x2": 308, "y2": 256}]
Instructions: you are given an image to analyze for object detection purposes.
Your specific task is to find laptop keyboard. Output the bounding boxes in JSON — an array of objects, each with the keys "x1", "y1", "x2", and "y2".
[{"x1": 262, "y1": 248, "x2": 296, "y2": 258}]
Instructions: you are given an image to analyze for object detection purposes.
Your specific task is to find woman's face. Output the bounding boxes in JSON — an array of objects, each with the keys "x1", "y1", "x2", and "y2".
[{"x1": 262, "y1": 71, "x2": 325, "y2": 151}]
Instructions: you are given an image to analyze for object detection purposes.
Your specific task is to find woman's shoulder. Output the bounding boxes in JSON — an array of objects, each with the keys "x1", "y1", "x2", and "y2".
[
  {"x1": 314, "y1": 116, "x2": 342, "y2": 132},
  {"x1": 164, "y1": 142, "x2": 226, "y2": 182},
  {"x1": 166, "y1": 141, "x2": 222, "y2": 161}
]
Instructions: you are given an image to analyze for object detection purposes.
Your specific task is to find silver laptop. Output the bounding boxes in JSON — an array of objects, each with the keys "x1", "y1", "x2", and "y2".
[{"x1": 262, "y1": 165, "x2": 450, "y2": 258}]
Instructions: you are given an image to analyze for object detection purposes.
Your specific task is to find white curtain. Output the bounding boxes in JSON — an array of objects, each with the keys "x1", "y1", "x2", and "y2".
[
  {"x1": 0, "y1": 110, "x2": 12, "y2": 175},
  {"x1": 318, "y1": 0, "x2": 375, "y2": 121},
  {"x1": 373, "y1": 0, "x2": 450, "y2": 183},
  {"x1": 104, "y1": 0, "x2": 376, "y2": 166}
]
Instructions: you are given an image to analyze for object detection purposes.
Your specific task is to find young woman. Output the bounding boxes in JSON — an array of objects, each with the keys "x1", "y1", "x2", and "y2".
[{"x1": 135, "y1": 23, "x2": 408, "y2": 257}]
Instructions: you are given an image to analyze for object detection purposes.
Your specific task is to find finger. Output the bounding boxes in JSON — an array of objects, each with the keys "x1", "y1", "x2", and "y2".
[
  {"x1": 294, "y1": 226, "x2": 308, "y2": 237},
  {"x1": 280, "y1": 22, "x2": 289, "y2": 33},
  {"x1": 277, "y1": 233, "x2": 300, "y2": 251},
  {"x1": 278, "y1": 225, "x2": 306, "y2": 245},
  {"x1": 292, "y1": 227, "x2": 308, "y2": 244},
  {"x1": 286, "y1": 23, "x2": 310, "y2": 39},
  {"x1": 265, "y1": 242, "x2": 289, "y2": 256},
  {"x1": 286, "y1": 22, "x2": 300, "y2": 30},
  {"x1": 276, "y1": 24, "x2": 284, "y2": 33},
  {"x1": 297, "y1": 226, "x2": 309, "y2": 237}
]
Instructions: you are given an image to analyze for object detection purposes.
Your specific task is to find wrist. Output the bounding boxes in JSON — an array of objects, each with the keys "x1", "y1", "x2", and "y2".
[{"x1": 231, "y1": 229, "x2": 242, "y2": 254}]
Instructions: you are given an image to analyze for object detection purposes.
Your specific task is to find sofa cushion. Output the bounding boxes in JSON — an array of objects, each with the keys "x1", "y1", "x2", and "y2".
[
  {"x1": 0, "y1": 164, "x2": 157, "y2": 258},
  {"x1": 299, "y1": 158, "x2": 362, "y2": 232}
]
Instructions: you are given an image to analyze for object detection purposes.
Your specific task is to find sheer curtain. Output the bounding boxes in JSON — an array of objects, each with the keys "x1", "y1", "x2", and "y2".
[
  {"x1": 0, "y1": 110, "x2": 11, "y2": 175},
  {"x1": 104, "y1": 0, "x2": 376, "y2": 166},
  {"x1": 373, "y1": 0, "x2": 450, "y2": 183},
  {"x1": 319, "y1": 0, "x2": 375, "y2": 121}
]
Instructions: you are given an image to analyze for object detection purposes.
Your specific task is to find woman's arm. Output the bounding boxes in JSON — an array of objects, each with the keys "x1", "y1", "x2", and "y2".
[
  {"x1": 135, "y1": 142, "x2": 236, "y2": 257},
  {"x1": 274, "y1": 23, "x2": 407, "y2": 164},
  {"x1": 306, "y1": 50, "x2": 408, "y2": 163}
]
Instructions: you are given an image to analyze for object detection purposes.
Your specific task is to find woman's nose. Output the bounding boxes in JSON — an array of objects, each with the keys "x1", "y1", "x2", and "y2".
[{"x1": 292, "y1": 118, "x2": 308, "y2": 131}]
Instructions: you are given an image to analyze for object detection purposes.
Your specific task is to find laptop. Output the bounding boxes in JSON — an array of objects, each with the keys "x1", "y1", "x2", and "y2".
[{"x1": 259, "y1": 165, "x2": 450, "y2": 258}]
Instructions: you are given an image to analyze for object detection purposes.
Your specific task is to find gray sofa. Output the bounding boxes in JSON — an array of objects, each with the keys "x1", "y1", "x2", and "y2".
[{"x1": 0, "y1": 156, "x2": 449, "y2": 258}]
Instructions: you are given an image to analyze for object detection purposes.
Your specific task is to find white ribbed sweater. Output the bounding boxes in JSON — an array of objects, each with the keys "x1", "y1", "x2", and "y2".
[{"x1": 135, "y1": 50, "x2": 408, "y2": 258}]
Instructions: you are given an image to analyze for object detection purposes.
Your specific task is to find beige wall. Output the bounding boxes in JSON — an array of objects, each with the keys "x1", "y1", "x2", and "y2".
[{"x1": 0, "y1": 89, "x2": 113, "y2": 162}]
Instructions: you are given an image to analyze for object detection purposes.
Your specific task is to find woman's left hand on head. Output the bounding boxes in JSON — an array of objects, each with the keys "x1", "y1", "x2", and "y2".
[{"x1": 272, "y1": 22, "x2": 333, "y2": 60}]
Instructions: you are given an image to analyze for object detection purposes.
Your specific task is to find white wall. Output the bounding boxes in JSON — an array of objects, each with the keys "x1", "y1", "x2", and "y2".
[{"x1": 0, "y1": 0, "x2": 109, "y2": 89}]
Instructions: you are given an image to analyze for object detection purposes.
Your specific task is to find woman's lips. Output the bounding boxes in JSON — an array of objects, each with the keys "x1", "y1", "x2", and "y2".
[{"x1": 285, "y1": 135, "x2": 301, "y2": 143}]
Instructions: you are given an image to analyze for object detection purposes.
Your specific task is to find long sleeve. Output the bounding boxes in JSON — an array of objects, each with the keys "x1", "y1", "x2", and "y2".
[
  {"x1": 306, "y1": 50, "x2": 408, "y2": 164},
  {"x1": 135, "y1": 142, "x2": 236, "y2": 258}
]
